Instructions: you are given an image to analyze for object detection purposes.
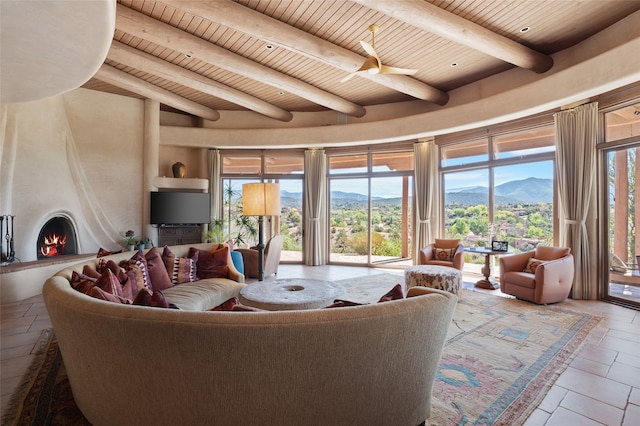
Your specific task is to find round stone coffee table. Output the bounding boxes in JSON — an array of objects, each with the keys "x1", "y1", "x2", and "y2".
[
  {"x1": 404, "y1": 265, "x2": 462, "y2": 299},
  {"x1": 239, "y1": 278, "x2": 345, "y2": 311}
]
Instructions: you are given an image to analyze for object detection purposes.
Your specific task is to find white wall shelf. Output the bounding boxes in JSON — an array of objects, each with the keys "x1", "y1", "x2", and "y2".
[{"x1": 153, "y1": 177, "x2": 209, "y2": 191}]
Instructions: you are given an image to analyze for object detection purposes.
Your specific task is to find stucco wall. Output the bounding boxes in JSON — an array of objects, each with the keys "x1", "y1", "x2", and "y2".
[{"x1": 0, "y1": 89, "x2": 145, "y2": 262}]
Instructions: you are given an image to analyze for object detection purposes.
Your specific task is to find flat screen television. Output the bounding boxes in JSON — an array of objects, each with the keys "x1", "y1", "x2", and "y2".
[{"x1": 150, "y1": 192, "x2": 210, "y2": 225}]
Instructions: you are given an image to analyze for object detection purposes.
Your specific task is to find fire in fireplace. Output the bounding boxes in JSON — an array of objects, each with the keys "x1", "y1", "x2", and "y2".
[{"x1": 36, "y1": 216, "x2": 78, "y2": 259}]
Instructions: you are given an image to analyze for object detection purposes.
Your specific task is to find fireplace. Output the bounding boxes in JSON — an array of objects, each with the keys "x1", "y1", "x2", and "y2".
[{"x1": 36, "y1": 216, "x2": 78, "y2": 259}]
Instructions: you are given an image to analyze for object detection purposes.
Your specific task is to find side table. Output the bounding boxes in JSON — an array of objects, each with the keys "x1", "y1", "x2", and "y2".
[{"x1": 464, "y1": 247, "x2": 513, "y2": 290}]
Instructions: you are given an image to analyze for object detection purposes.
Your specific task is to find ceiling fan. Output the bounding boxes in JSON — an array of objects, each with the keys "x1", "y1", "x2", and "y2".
[{"x1": 341, "y1": 25, "x2": 419, "y2": 83}]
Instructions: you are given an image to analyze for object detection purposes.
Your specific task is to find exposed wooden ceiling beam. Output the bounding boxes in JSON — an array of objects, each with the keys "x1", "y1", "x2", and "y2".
[
  {"x1": 354, "y1": 0, "x2": 553, "y2": 73},
  {"x1": 94, "y1": 64, "x2": 221, "y2": 121},
  {"x1": 160, "y1": 0, "x2": 449, "y2": 106},
  {"x1": 116, "y1": 4, "x2": 366, "y2": 117},
  {"x1": 107, "y1": 41, "x2": 293, "y2": 122}
]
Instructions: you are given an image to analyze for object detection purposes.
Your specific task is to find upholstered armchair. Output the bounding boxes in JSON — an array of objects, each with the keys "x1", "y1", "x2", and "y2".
[
  {"x1": 236, "y1": 234, "x2": 283, "y2": 279},
  {"x1": 499, "y1": 246, "x2": 574, "y2": 304},
  {"x1": 419, "y1": 238, "x2": 465, "y2": 271}
]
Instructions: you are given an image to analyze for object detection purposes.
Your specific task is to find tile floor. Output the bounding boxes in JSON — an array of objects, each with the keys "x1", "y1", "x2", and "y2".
[{"x1": 1, "y1": 264, "x2": 639, "y2": 425}]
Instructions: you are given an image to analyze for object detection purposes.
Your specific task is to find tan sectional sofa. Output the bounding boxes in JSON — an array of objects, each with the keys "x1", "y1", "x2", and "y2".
[{"x1": 43, "y1": 243, "x2": 457, "y2": 426}]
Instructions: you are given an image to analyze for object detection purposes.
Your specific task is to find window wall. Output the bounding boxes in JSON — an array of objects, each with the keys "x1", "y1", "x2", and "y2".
[
  {"x1": 440, "y1": 124, "x2": 556, "y2": 276},
  {"x1": 327, "y1": 148, "x2": 413, "y2": 267},
  {"x1": 220, "y1": 152, "x2": 304, "y2": 262}
]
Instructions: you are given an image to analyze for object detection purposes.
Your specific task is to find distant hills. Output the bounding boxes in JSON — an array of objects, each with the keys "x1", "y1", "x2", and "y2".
[
  {"x1": 446, "y1": 177, "x2": 552, "y2": 205},
  {"x1": 281, "y1": 177, "x2": 552, "y2": 207}
]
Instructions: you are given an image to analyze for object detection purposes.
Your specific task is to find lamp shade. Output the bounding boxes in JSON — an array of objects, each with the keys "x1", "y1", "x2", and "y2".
[{"x1": 242, "y1": 183, "x2": 281, "y2": 216}]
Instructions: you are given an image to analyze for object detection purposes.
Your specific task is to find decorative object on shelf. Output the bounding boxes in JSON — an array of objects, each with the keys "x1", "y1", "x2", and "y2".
[
  {"x1": 144, "y1": 238, "x2": 153, "y2": 249},
  {"x1": 172, "y1": 162, "x2": 186, "y2": 178},
  {"x1": 122, "y1": 230, "x2": 138, "y2": 251},
  {"x1": 242, "y1": 182, "x2": 281, "y2": 281}
]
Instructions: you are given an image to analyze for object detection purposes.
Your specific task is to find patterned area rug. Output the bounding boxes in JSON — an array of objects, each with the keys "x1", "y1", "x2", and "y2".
[{"x1": 4, "y1": 273, "x2": 600, "y2": 426}]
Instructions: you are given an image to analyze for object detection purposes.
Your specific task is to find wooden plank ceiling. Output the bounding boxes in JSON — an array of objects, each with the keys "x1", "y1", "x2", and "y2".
[{"x1": 82, "y1": 0, "x2": 640, "y2": 122}]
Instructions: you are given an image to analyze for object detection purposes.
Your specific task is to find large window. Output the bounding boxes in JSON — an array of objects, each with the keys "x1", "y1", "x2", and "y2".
[
  {"x1": 602, "y1": 101, "x2": 640, "y2": 308},
  {"x1": 440, "y1": 125, "x2": 555, "y2": 276},
  {"x1": 220, "y1": 151, "x2": 304, "y2": 262},
  {"x1": 328, "y1": 148, "x2": 413, "y2": 267}
]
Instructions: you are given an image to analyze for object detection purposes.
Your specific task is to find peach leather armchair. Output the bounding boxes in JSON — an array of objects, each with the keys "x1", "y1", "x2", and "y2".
[
  {"x1": 418, "y1": 238, "x2": 465, "y2": 271},
  {"x1": 499, "y1": 246, "x2": 574, "y2": 304},
  {"x1": 236, "y1": 234, "x2": 283, "y2": 279}
]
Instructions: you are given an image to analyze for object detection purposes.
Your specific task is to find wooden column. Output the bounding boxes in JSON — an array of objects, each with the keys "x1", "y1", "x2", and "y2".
[
  {"x1": 614, "y1": 151, "x2": 628, "y2": 262},
  {"x1": 401, "y1": 176, "x2": 409, "y2": 258}
]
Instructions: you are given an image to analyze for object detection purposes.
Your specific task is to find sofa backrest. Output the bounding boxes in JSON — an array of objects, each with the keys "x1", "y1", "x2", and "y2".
[{"x1": 42, "y1": 278, "x2": 456, "y2": 426}]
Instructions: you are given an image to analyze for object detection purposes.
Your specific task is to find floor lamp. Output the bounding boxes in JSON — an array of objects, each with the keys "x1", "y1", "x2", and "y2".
[{"x1": 242, "y1": 182, "x2": 281, "y2": 281}]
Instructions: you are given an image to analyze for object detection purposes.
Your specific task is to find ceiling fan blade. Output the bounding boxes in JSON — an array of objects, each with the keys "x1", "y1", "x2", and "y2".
[
  {"x1": 379, "y1": 65, "x2": 419, "y2": 75},
  {"x1": 360, "y1": 41, "x2": 380, "y2": 66}
]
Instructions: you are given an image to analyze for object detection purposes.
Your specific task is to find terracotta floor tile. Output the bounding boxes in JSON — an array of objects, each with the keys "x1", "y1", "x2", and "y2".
[
  {"x1": 538, "y1": 384, "x2": 568, "y2": 413},
  {"x1": 570, "y1": 356, "x2": 611, "y2": 377},
  {"x1": 546, "y1": 407, "x2": 603, "y2": 426},
  {"x1": 578, "y1": 343, "x2": 618, "y2": 365},
  {"x1": 555, "y1": 366, "x2": 631, "y2": 409},
  {"x1": 560, "y1": 391, "x2": 624, "y2": 425},
  {"x1": 600, "y1": 335, "x2": 640, "y2": 357},
  {"x1": 607, "y1": 362, "x2": 640, "y2": 388},
  {"x1": 622, "y1": 403, "x2": 640, "y2": 426}
]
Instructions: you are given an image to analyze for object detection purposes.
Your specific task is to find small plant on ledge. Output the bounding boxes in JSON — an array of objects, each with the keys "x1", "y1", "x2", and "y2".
[{"x1": 122, "y1": 230, "x2": 138, "y2": 251}]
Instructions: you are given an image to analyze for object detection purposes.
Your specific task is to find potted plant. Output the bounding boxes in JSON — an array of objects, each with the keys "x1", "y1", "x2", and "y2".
[{"x1": 122, "y1": 230, "x2": 137, "y2": 251}]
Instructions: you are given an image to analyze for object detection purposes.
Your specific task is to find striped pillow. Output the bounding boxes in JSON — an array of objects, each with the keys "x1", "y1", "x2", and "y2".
[{"x1": 162, "y1": 246, "x2": 198, "y2": 285}]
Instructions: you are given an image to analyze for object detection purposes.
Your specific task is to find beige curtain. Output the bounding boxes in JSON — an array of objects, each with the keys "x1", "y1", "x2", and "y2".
[
  {"x1": 304, "y1": 149, "x2": 327, "y2": 265},
  {"x1": 553, "y1": 102, "x2": 598, "y2": 299},
  {"x1": 414, "y1": 139, "x2": 440, "y2": 260},
  {"x1": 208, "y1": 149, "x2": 222, "y2": 222}
]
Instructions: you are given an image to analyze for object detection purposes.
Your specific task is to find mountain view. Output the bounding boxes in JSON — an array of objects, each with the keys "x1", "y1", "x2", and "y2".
[{"x1": 445, "y1": 177, "x2": 553, "y2": 205}]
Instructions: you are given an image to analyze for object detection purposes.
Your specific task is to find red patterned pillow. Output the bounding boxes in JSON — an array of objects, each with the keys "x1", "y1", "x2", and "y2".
[
  {"x1": 132, "y1": 287, "x2": 170, "y2": 308},
  {"x1": 523, "y1": 257, "x2": 546, "y2": 274},
  {"x1": 87, "y1": 286, "x2": 130, "y2": 303},
  {"x1": 94, "y1": 269, "x2": 125, "y2": 299},
  {"x1": 212, "y1": 297, "x2": 262, "y2": 311},
  {"x1": 121, "y1": 251, "x2": 152, "y2": 291},
  {"x1": 97, "y1": 247, "x2": 122, "y2": 258},
  {"x1": 378, "y1": 283, "x2": 404, "y2": 302},
  {"x1": 70, "y1": 271, "x2": 97, "y2": 294},
  {"x1": 189, "y1": 246, "x2": 229, "y2": 279},
  {"x1": 144, "y1": 247, "x2": 173, "y2": 291},
  {"x1": 325, "y1": 284, "x2": 404, "y2": 308},
  {"x1": 81, "y1": 265, "x2": 101, "y2": 280},
  {"x1": 434, "y1": 248, "x2": 455, "y2": 261},
  {"x1": 162, "y1": 246, "x2": 198, "y2": 284},
  {"x1": 324, "y1": 299, "x2": 365, "y2": 308}
]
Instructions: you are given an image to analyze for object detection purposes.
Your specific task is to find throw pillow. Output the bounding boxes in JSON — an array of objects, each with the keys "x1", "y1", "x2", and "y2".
[
  {"x1": 94, "y1": 269, "x2": 125, "y2": 299},
  {"x1": 121, "y1": 250, "x2": 152, "y2": 291},
  {"x1": 82, "y1": 265, "x2": 102, "y2": 280},
  {"x1": 132, "y1": 287, "x2": 170, "y2": 308},
  {"x1": 212, "y1": 297, "x2": 262, "y2": 311},
  {"x1": 523, "y1": 257, "x2": 546, "y2": 274},
  {"x1": 88, "y1": 286, "x2": 131, "y2": 304},
  {"x1": 325, "y1": 284, "x2": 404, "y2": 308},
  {"x1": 189, "y1": 246, "x2": 229, "y2": 279},
  {"x1": 144, "y1": 247, "x2": 173, "y2": 291},
  {"x1": 162, "y1": 246, "x2": 198, "y2": 285},
  {"x1": 434, "y1": 247, "x2": 455, "y2": 261},
  {"x1": 70, "y1": 271, "x2": 97, "y2": 294},
  {"x1": 324, "y1": 299, "x2": 365, "y2": 308},
  {"x1": 97, "y1": 247, "x2": 122, "y2": 258},
  {"x1": 378, "y1": 283, "x2": 404, "y2": 302}
]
